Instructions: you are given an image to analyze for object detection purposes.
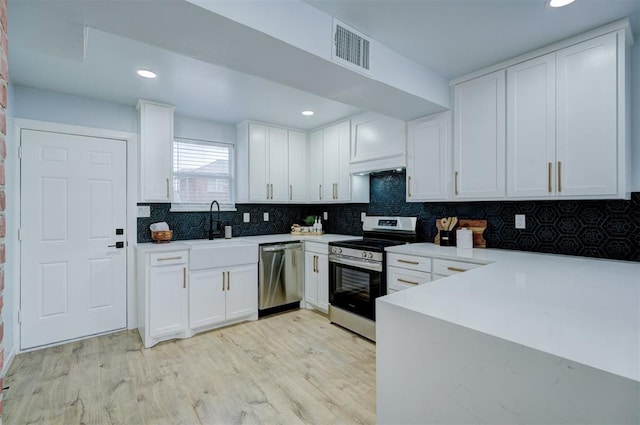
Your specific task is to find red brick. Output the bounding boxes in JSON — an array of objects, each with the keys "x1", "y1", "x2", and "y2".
[
  {"x1": 0, "y1": 216, "x2": 5, "y2": 238},
  {"x1": 0, "y1": 81, "x2": 6, "y2": 109},
  {"x1": 0, "y1": 0, "x2": 6, "y2": 34},
  {"x1": 0, "y1": 295, "x2": 3, "y2": 315},
  {"x1": 0, "y1": 268, "x2": 4, "y2": 291},
  {"x1": 0, "y1": 348, "x2": 4, "y2": 372},
  {"x1": 0, "y1": 28, "x2": 7, "y2": 60},
  {"x1": 0, "y1": 162, "x2": 5, "y2": 185},
  {"x1": 0, "y1": 134, "x2": 5, "y2": 160},
  {"x1": 0, "y1": 190, "x2": 5, "y2": 211},
  {"x1": 0, "y1": 52, "x2": 6, "y2": 83},
  {"x1": 0, "y1": 108, "x2": 5, "y2": 135},
  {"x1": 0, "y1": 243, "x2": 5, "y2": 264},
  {"x1": 0, "y1": 324, "x2": 4, "y2": 350}
]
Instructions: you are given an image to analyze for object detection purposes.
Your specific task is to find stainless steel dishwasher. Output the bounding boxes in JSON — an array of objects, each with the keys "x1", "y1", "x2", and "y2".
[{"x1": 258, "y1": 242, "x2": 304, "y2": 316}]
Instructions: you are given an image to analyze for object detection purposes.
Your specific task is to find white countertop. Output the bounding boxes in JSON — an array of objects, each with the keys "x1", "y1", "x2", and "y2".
[
  {"x1": 382, "y1": 243, "x2": 640, "y2": 382},
  {"x1": 135, "y1": 233, "x2": 359, "y2": 253}
]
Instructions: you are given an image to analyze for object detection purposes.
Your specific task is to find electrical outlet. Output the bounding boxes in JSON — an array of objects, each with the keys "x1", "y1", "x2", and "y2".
[
  {"x1": 137, "y1": 205, "x2": 150, "y2": 218},
  {"x1": 243, "y1": 213, "x2": 250, "y2": 223},
  {"x1": 323, "y1": 212, "x2": 328, "y2": 220},
  {"x1": 263, "y1": 212, "x2": 269, "y2": 222},
  {"x1": 515, "y1": 214, "x2": 526, "y2": 229},
  {"x1": 361, "y1": 212, "x2": 366, "y2": 222}
]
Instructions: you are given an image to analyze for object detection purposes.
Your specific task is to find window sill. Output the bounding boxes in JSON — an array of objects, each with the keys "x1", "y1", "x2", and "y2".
[{"x1": 170, "y1": 204, "x2": 237, "y2": 213}]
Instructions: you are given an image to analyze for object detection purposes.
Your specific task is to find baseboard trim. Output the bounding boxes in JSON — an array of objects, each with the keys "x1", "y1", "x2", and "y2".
[{"x1": 3, "y1": 346, "x2": 16, "y2": 377}]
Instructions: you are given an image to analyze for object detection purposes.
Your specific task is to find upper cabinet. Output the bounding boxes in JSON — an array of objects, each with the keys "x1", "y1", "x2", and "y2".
[
  {"x1": 247, "y1": 123, "x2": 288, "y2": 202},
  {"x1": 349, "y1": 112, "x2": 407, "y2": 174},
  {"x1": 309, "y1": 121, "x2": 356, "y2": 202},
  {"x1": 454, "y1": 22, "x2": 632, "y2": 201},
  {"x1": 137, "y1": 100, "x2": 175, "y2": 202},
  {"x1": 453, "y1": 70, "x2": 506, "y2": 199},
  {"x1": 406, "y1": 112, "x2": 450, "y2": 201},
  {"x1": 287, "y1": 130, "x2": 307, "y2": 202}
]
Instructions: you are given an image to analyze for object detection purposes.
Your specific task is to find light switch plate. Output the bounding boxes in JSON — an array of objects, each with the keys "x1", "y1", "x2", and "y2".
[
  {"x1": 243, "y1": 212, "x2": 250, "y2": 223},
  {"x1": 361, "y1": 212, "x2": 366, "y2": 222},
  {"x1": 515, "y1": 214, "x2": 526, "y2": 229},
  {"x1": 137, "y1": 205, "x2": 150, "y2": 218},
  {"x1": 263, "y1": 212, "x2": 269, "y2": 221},
  {"x1": 323, "y1": 211, "x2": 328, "y2": 220}
]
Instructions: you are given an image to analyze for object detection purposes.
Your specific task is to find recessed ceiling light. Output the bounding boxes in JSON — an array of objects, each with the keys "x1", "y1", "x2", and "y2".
[
  {"x1": 137, "y1": 69, "x2": 157, "y2": 79},
  {"x1": 548, "y1": 0, "x2": 575, "y2": 7},
  {"x1": 301, "y1": 110, "x2": 314, "y2": 116}
]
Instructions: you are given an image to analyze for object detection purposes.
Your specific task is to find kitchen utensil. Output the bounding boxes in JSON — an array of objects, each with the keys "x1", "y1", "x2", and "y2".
[{"x1": 449, "y1": 217, "x2": 459, "y2": 230}]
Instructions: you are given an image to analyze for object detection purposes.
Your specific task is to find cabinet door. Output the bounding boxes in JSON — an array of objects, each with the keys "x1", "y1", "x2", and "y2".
[
  {"x1": 556, "y1": 33, "x2": 618, "y2": 197},
  {"x1": 507, "y1": 53, "x2": 556, "y2": 198},
  {"x1": 335, "y1": 121, "x2": 352, "y2": 201},
  {"x1": 308, "y1": 130, "x2": 324, "y2": 201},
  {"x1": 225, "y1": 264, "x2": 258, "y2": 321},
  {"x1": 189, "y1": 268, "x2": 226, "y2": 329},
  {"x1": 453, "y1": 70, "x2": 506, "y2": 199},
  {"x1": 248, "y1": 123, "x2": 270, "y2": 201},
  {"x1": 322, "y1": 125, "x2": 340, "y2": 200},
  {"x1": 407, "y1": 112, "x2": 449, "y2": 201},
  {"x1": 387, "y1": 266, "x2": 431, "y2": 292},
  {"x1": 268, "y1": 127, "x2": 289, "y2": 201},
  {"x1": 138, "y1": 101, "x2": 173, "y2": 202},
  {"x1": 149, "y1": 264, "x2": 188, "y2": 337},
  {"x1": 288, "y1": 130, "x2": 307, "y2": 202},
  {"x1": 316, "y1": 253, "x2": 329, "y2": 313},
  {"x1": 304, "y1": 252, "x2": 319, "y2": 306}
]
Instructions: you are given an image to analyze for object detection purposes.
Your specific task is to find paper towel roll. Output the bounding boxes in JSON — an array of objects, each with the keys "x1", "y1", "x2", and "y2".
[
  {"x1": 456, "y1": 228, "x2": 473, "y2": 249},
  {"x1": 150, "y1": 222, "x2": 170, "y2": 232}
]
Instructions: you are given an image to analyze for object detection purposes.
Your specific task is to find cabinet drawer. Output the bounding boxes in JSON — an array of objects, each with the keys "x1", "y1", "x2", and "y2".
[
  {"x1": 432, "y1": 258, "x2": 484, "y2": 276},
  {"x1": 387, "y1": 266, "x2": 431, "y2": 292},
  {"x1": 305, "y1": 241, "x2": 328, "y2": 254},
  {"x1": 149, "y1": 251, "x2": 188, "y2": 266},
  {"x1": 387, "y1": 253, "x2": 431, "y2": 272}
]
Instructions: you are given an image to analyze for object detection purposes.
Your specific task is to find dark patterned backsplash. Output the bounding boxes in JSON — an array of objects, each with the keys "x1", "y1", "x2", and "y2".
[{"x1": 138, "y1": 171, "x2": 639, "y2": 262}]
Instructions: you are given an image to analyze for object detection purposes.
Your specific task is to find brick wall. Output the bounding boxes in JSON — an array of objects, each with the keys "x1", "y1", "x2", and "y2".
[{"x1": 0, "y1": 0, "x2": 7, "y2": 420}]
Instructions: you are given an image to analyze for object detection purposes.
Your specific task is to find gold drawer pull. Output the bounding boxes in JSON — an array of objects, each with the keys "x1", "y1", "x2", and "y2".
[
  {"x1": 397, "y1": 278, "x2": 419, "y2": 285},
  {"x1": 183, "y1": 267, "x2": 187, "y2": 289},
  {"x1": 397, "y1": 259, "x2": 419, "y2": 265},
  {"x1": 408, "y1": 176, "x2": 412, "y2": 197},
  {"x1": 227, "y1": 271, "x2": 230, "y2": 291},
  {"x1": 222, "y1": 271, "x2": 226, "y2": 291},
  {"x1": 157, "y1": 256, "x2": 182, "y2": 261},
  {"x1": 547, "y1": 162, "x2": 552, "y2": 193},
  {"x1": 454, "y1": 171, "x2": 459, "y2": 196},
  {"x1": 557, "y1": 161, "x2": 562, "y2": 193},
  {"x1": 447, "y1": 266, "x2": 468, "y2": 273}
]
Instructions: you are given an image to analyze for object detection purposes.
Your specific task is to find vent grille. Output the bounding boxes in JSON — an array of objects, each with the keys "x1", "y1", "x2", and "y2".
[{"x1": 333, "y1": 20, "x2": 371, "y2": 74}]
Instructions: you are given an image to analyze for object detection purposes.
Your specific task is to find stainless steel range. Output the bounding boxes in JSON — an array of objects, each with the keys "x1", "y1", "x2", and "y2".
[{"x1": 328, "y1": 216, "x2": 417, "y2": 341}]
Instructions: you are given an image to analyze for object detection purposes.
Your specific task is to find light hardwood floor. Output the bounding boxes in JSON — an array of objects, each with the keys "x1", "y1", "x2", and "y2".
[{"x1": 4, "y1": 310, "x2": 376, "y2": 425}]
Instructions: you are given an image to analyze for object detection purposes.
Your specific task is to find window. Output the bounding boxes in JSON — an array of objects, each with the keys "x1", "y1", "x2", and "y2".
[{"x1": 171, "y1": 138, "x2": 235, "y2": 211}]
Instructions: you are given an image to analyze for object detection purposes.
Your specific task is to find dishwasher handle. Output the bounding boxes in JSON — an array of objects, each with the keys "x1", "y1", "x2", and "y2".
[{"x1": 261, "y1": 245, "x2": 287, "y2": 252}]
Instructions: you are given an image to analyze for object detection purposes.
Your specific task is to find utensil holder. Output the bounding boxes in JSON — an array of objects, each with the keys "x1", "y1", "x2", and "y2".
[{"x1": 439, "y1": 230, "x2": 456, "y2": 246}]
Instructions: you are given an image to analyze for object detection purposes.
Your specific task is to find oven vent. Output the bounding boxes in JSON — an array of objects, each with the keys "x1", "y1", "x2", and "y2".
[{"x1": 332, "y1": 19, "x2": 371, "y2": 75}]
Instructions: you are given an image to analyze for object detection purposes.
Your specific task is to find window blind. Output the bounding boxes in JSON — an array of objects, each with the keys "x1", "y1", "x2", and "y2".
[{"x1": 172, "y1": 138, "x2": 235, "y2": 210}]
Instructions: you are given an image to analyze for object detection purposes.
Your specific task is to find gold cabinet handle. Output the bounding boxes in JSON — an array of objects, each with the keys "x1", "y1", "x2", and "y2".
[
  {"x1": 314, "y1": 255, "x2": 318, "y2": 273},
  {"x1": 222, "y1": 271, "x2": 226, "y2": 291},
  {"x1": 226, "y1": 271, "x2": 230, "y2": 291},
  {"x1": 398, "y1": 259, "x2": 419, "y2": 265},
  {"x1": 334, "y1": 183, "x2": 337, "y2": 200},
  {"x1": 397, "y1": 278, "x2": 419, "y2": 285},
  {"x1": 166, "y1": 178, "x2": 170, "y2": 198},
  {"x1": 548, "y1": 162, "x2": 552, "y2": 193},
  {"x1": 557, "y1": 161, "x2": 562, "y2": 193},
  {"x1": 408, "y1": 176, "x2": 412, "y2": 198},
  {"x1": 319, "y1": 185, "x2": 322, "y2": 200},
  {"x1": 289, "y1": 185, "x2": 292, "y2": 200},
  {"x1": 454, "y1": 171, "x2": 459, "y2": 196},
  {"x1": 266, "y1": 183, "x2": 270, "y2": 199},
  {"x1": 271, "y1": 184, "x2": 274, "y2": 200},
  {"x1": 157, "y1": 256, "x2": 182, "y2": 262},
  {"x1": 183, "y1": 267, "x2": 187, "y2": 289},
  {"x1": 447, "y1": 266, "x2": 468, "y2": 273}
]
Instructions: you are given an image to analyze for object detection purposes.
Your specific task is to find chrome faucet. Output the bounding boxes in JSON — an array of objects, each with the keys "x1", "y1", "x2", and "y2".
[{"x1": 209, "y1": 200, "x2": 221, "y2": 240}]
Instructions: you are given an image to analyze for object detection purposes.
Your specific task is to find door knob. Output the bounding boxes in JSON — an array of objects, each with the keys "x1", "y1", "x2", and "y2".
[{"x1": 108, "y1": 242, "x2": 124, "y2": 248}]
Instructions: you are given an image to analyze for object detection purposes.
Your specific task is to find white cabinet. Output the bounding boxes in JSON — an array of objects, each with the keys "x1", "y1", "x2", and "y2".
[
  {"x1": 287, "y1": 130, "x2": 307, "y2": 202},
  {"x1": 386, "y1": 252, "x2": 431, "y2": 293},
  {"x1": 137, "y1": 250, "x2": 189, "y2": 348},
  {"x1": 350, "y1": 112, "x2": 407, "y2": 174},
  {"x1": 309, "y1": 121, "x2": 353, "y2": 202},
  {"x1": 137, "y1": 100, "x2": 174, "y2": 202},
  {"x1": 507, "y1": 53, "x2": 556, "y2": 198},
  {"x1": 453, "y1": 70, "x2": 506, "y2": 199},
  {"x1": 225, "y1": 264, "x2": 259, "y2": 321},
  {"x1": 248, "y1": 123, "x2": 288, "y2": 202},
  {"x1": 304, "y1": 242, "x2": 329, "y2": 313},
  {"x1": 507, "y1": 33, "x2": 621, "y2": 199},
  {"x1": 406, "y1": 112, "x2": 450, "y2": 201},
  {"x1": 555, "y1": 33, "x2": 618, "y2": 197},
  {"x1": 431, "y1": 258, "x2": 485, "y2": 280}
]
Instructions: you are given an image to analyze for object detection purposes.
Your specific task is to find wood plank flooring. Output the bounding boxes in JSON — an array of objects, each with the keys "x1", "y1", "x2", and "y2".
[{"x1": 4, "y1": 310, "x2": 376, "y2": 425}]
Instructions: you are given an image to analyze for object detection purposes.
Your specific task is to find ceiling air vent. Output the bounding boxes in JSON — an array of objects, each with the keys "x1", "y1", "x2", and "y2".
[{"x1": 332, "y1": 19, "x2": 372, "y2": 75}]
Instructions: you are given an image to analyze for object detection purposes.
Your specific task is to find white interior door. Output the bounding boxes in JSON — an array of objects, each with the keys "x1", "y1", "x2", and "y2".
[{"x1": 20, "y1": 129, "x2": 127, "y2": 349}]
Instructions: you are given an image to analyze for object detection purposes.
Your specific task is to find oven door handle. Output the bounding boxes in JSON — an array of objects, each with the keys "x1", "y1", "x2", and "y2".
[{"x1": 329, "y1": 255, "x2": 382, "y2": 272}]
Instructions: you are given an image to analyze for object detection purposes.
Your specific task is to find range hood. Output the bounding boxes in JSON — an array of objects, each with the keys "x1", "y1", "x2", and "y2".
[{"x1": 349, "y1": 112, "x2": 407, "y2": 175}]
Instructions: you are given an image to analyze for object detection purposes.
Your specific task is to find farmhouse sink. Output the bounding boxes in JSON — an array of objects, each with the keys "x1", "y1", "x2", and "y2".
[{"x1": 184, "y1": 239, "x2": 258, "y2": 270}]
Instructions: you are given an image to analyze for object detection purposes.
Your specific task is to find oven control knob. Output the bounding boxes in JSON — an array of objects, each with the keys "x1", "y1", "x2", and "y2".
[
  {"x1": 361, "y1": 252, "x2": 367, "y2": 258},
  {"x1": 367, "y1": 252, "x2": 373, "y2": 259},
  {"x1": 334, "y1": 247, "x2": 342, "y2": 254}
]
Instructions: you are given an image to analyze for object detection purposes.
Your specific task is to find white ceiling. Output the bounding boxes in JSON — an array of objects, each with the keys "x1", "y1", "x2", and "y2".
[{"x1": 8, "y1": 0, "x2": 640, "y2": 129}]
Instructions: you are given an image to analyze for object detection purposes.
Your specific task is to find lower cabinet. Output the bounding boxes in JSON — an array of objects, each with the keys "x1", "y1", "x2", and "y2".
[
  {"x1": 386, "y1": 252, "x2": 432, "y2": 294},
  {"x1": 304, "y1": 242, "x2": 329, "y2": 313},
  {"x1": 138, "y1": 248, "x2": 258, "y2": 348},
  {"x1": 189, "y1": 264, "x2": 258, "y2": 329}
]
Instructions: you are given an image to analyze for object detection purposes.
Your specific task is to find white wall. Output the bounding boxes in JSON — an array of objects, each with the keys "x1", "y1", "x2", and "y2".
[
  {"x1": 631, "y1": 33, "x2": 639, "y2": 192},
  {"x1": 174, "y1": 114, "x2": 236, "y2": 144},
  {"x1": 14, "y1": 86, "x2": 138, "y2": 133},
  {"x1": 3, "y1": 81, "x2": 16, "y2": 373}
]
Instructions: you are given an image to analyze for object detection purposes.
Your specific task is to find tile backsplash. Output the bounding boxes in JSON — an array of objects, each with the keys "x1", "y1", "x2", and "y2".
[{"x1": 138, "y1": 171, "x2": 639, "y2": 262}]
